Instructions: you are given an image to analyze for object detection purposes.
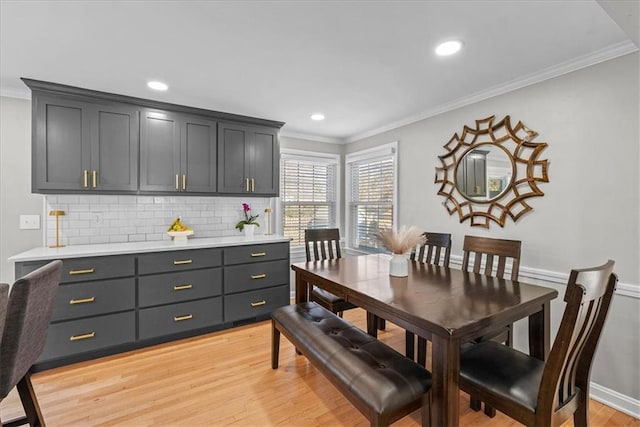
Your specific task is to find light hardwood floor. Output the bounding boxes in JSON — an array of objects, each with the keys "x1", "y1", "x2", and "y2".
[{"x1": 1, "y1": 308, "x2": 638, "y2": 426}]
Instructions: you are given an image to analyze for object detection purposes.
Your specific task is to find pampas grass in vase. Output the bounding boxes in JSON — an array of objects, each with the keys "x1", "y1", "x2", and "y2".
[{"x1": 377, "y1": 226, "x2": 426, "y2": 277}]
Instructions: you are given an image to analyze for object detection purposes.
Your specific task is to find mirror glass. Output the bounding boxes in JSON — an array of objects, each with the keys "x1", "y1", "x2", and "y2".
[{"x1": 455, "y1": 143, "x2": 514, "y2": 202}]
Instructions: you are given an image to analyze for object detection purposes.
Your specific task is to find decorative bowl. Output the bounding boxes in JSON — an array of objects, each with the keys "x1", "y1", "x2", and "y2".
[{"x1": 167, "y1": 229, "x2": 194, "y2": 244}]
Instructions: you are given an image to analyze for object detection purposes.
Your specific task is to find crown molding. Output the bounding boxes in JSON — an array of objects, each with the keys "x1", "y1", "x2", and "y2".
[
  {"x1": 345, "y1": 40, "x2": 639, "y2": 143},
  {"x1": 279, "y1": 130, "x2": 345, "y2": 144}
]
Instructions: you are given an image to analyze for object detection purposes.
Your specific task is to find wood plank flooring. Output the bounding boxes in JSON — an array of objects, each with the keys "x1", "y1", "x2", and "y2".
[{"x1": 1, "y1": 308, "x2": 638, "y2": 426}]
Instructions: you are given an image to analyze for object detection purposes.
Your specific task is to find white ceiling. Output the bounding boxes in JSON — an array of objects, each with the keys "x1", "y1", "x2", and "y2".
[{"x1": 1, "y1": 1, "x2": 637, "y2": 143}]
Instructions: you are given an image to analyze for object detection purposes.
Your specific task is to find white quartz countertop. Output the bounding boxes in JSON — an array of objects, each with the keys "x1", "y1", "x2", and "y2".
[{"x1": 8, "y1": 235, "x2": 291, "y2": 262}]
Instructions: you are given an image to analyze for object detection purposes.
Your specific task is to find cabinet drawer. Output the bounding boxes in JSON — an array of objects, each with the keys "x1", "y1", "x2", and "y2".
[
  {"x1": 224, "y1": 285, "x2": 289, "y2": 323},
  {"x1": 38, "y1": 311, "x2": 135, "y2": 362},
  {"x1": 139, "y1": 268, "x2": 222, "y2": 308},
  {"x1": 224, "y1": 243, "x2": 289, "y2": 265},
  {"x1": 138, "y1": 297, "x2": 223, "y2": 340},
  {"x1": 224, "y1": 260, "x2": 289, "y2": 294},
  {"x1": 138, "y1": 249, "x2": 222, "y2": 275},
  {"x1": 51, "y1": 278, "x2": 135, "y2": 322},
  {"x1": 16, "y1": 255, "x2": 135, "y2": 284}
]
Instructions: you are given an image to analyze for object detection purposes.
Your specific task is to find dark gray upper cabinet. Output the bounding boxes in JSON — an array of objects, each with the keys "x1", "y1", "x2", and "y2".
[
  {"x1": 140, "y1": 109, "x2": 217, "y2": 193},
  {"x1": 218, "y1": 122, "x2": 279, "y2": 196},
  {"x1": 24, "y1": 78, "x2": 283, "y2": 196},
  {"x1": 32, "y1": 93, "x2": 138, "y2": 193}
]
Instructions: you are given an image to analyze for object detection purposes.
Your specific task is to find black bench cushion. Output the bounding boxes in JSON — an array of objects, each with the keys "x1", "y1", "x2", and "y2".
[
  {"x1": 272, "y1": 302, "x2": 431, "y2": 416},
  {"x1": 460, "y1": 340, "x2": 545, "y2": 412}
]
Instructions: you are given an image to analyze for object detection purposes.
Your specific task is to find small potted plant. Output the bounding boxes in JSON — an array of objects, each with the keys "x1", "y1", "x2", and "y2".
[
  {"x1": 377, "y1": 226, "x2": 426, "y2": 277},
  {"x1": 235, "y1": 203, "x2": 260, "y2": 237}
]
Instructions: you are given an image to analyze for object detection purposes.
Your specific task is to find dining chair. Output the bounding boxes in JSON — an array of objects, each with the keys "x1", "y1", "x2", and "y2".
[
  {"x1": 406, "y1": 232, "x2": 452, "y2": 365},
  {"x1": 305, "y1": 228, "x2": 358, "y2": 317},
  {"x1": 459, "y1": 260, "x2": 617, "y2": 426},
  {"x1": 0, "y1": 260, "x2": 63, "y2": 427},
  {"x1": 461, "y1": 234, "x2": 522, "y2": 415}
]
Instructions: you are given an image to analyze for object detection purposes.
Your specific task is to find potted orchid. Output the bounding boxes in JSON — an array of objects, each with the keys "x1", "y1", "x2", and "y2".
[{"x1": 235, "y1": 203, "x2": 260, "y2": 236}]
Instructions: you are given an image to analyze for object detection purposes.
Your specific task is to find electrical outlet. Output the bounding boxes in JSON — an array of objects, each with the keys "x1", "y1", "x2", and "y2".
[{"x1": 19, "y1": 214, "x2": 41, "y2": 230}]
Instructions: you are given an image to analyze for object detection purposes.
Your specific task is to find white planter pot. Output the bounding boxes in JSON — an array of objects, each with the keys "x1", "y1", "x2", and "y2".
[
  {"x1": 243, "y1": 224, "x2": 257, "y2": 237},
  {"x1": 389, "y1": 253, "x2": 408, "y2": 277}
]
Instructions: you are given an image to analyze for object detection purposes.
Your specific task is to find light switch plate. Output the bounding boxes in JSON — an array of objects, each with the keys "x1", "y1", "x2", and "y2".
[{"x1": 19, "y1": 214, "x2": 41, "y2": 230}]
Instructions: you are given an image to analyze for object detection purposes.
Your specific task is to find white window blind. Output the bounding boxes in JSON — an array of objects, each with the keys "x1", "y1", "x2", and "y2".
[
  {"x1": 346, "y1": 143, "x2": 397, "y2": 253},
  {"x1": 280, "y1": 152, "x2": 338, "y2": 246}
]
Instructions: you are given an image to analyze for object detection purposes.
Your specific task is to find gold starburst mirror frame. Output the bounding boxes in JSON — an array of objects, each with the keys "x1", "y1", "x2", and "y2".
[{"x1": 435, "y1": 115, "x2": 549, "y2": 228}]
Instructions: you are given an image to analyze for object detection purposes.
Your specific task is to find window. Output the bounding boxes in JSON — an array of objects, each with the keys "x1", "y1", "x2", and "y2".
[
  {"x1": 346, "y1": 142, "x2": 397, "y2": 253},
  {"x1": 280, "y1": 150, "x2": 339, "y2": 246}
]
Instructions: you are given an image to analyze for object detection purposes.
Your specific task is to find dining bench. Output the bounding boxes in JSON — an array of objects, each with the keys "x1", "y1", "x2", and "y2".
[{"x1": 271, "y1": 302, "x2": 432, "y2": 427}]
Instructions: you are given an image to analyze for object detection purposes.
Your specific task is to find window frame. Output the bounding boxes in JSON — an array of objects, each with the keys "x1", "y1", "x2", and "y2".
[
  {"x1": 345, "y1": 141, "x2": 398, "y2": 253},
  {"x1": 278, "y1": 148, "x2": 341, "y2": 249}
]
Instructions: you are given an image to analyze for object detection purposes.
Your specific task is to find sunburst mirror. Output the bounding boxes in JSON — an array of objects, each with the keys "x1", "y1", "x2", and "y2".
[{"x1": 435, "y1": 115, "x2": 549, "y2": 228}]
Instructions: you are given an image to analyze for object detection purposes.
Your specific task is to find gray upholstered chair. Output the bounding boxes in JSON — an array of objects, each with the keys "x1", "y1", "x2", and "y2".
[{"x1": 0, "y1": 260, "x2": 62, "y2": 427}]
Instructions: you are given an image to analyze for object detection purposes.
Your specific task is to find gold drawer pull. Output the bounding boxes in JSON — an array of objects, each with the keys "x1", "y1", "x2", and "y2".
[
  {"x1": 251, "y1": 273, "x2": 266, "y2": 279},
  {"x1": 250, "y1": 300, "x2": 266, "y2": 307},
  {"x1": 173, "y1": 260, "x2": 193, "y2": 265},
  {"x1": 69, "y1": 297, "x2": 95, "y2": 305},
  {"x1": 173, "y1": 284, "x2": 193, "y2": 291},
  {"x1": 250, "y1": 252, "x2": 266, "y2": 257},
  {"x1": 69, "y1": 268, "x2": 95, "y2": 275},
  {"x1": 174, "y1": 314, "x2": 193, "y2": 322},
  {"x1": 70, "y1": 332, "x2": 95, "y2": 341}
]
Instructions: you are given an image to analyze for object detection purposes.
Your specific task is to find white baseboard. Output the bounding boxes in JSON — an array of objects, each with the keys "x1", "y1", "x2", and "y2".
[{"x1": 591, "y1": 382, "x2": 640, "y2": 419}]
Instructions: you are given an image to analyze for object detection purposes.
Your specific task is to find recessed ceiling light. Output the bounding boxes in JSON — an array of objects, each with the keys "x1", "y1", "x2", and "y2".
[
  {"x1": 435, "y1": 40, "x2": 462, "y2": 56},
  {"x1": 311, "y1": 113, "x2": 325, "y2": 121},
  {"x1": 147, "y1": 81, "x2": 168, "y2": 91}
]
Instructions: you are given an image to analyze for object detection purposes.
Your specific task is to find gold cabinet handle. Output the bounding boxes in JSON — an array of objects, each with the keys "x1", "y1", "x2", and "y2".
[
  {"x1": 173, "y1": 284, "x2": 192, "y2": 291},
  {"x1": 250, "y1": 252, "x2": 266, "y2": 257},
  {"x1": 173, "y1": 259, "x2": 193, "y2": 265},
  {"x1": 251, "y1": 273, "x2": 266, "y2": 279},
  {"x1": 83, "y1": 169, "x2": 89, "y2": 188},
  {"x1": 92, "y1": 170, "x2": 97, "y2": 188},
  {"x1": 251, "y1": 178, "x2": 255, "y2": 192},
  {"x1": 175, "y1": 174, "x2": 179, "y2": 190},
  {"x1": 174, "y1": 314, "x2": 193, "y2": 322},
  {"x1": 70, "y1": 332, "x2": 95, "y2": 341},
  {"x1": 69, "y1": 268, "x2": 95, "y2": 275},
  {"x1": 182, "y1": 174, "x2": 186, "y2": 190},
  {"x1": 69, "y1": 297, "x2": 95, "y2": 305},
  {"x1": 250, "y1": 300, "x2": 266, "y2": 307},
  {"x1": 245, "y1": 177, "x2": 250, "y2": 192}
]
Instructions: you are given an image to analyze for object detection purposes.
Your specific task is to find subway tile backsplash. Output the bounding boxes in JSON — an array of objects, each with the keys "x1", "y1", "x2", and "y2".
[{"x1": 45, "y1": 195, "x2": 272, "y2": 247}]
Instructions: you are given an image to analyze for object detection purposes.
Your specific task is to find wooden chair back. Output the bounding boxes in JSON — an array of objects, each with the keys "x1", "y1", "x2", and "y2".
[
  {"x1": 538, "y1": 260, "x2": 617, "y2": 425},
  {"x1": 410, "y1": 232, "x2": 452, "y2": 267},
  {"x1": 304, "y1": 228, "x2": 341, "y2": 262},
  {"x1": 461, "y1": 235, "x2": 521, "y2": 280}
]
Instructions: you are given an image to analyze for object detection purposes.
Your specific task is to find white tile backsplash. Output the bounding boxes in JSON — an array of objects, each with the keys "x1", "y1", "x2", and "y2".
[{"x1": 45, "y1": 195, "x2": 273, "y2": 247}]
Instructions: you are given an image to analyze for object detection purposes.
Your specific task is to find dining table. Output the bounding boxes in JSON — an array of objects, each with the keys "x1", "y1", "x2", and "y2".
[{"x1": 291, "y1": 253, "x2": 559, "y2": 426}]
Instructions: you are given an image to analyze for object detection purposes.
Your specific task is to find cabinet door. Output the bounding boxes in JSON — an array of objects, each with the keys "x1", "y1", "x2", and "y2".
[
  {"x1": 217, "y1": 122, "x2": 249, "y2": 193},
  {"x1": 250, "y1": 127, "x2": 279, "y2": 196},
  {"x1": 182, "y1": 117, "x2": 217, "y2": 193},
  {"x1": 139, "y1": 109, "x2": 181, "y2": 192},
  {"x1": 33, "y1": 94, "x2": 91, "y2": 191},
  {"x1": 91, "y1": 104, "x2": 139, "y2": 191}
]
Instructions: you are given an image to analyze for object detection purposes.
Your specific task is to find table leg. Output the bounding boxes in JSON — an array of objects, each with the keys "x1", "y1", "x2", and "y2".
[
  {"x1": 528, "y1": 301, "x2": 551, "y2": 360},
  {"x1": 430, "y1": 334, "x2": 460, "y2": 426},
  {"x1": 295, "y1": 271, "x2": 310, "y2": 304}
]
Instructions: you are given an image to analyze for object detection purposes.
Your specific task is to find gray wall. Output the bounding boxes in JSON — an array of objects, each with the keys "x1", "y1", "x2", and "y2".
[
  {"x1": 0, "y1": 96, "x2": 43, "y2": 283},
  {"x1": 346, "y1": 52, "x2": 640, "y2": 415}
]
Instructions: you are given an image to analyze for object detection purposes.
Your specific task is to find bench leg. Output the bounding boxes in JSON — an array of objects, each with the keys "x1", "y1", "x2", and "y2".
[
  {"x1": 271, "y1": 320, "x2": 280, "y2": 369},
  {"x1": 420, "y1": 392, "x2": 431, "y2": 427},
  {"x1": 366, "y1": 312, "x2": 378, "y2": 338}
]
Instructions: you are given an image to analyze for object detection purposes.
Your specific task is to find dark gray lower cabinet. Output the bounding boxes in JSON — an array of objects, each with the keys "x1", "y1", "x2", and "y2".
[
  {"x1": 39, "y1": 311, "x2": 136, "y2": 361},
  {"x1": 18, "y1": 241, "x2": 289, "y2": 369},
  {"x1": 139, "y1": 297, "x2": 223, "y2": 340}
]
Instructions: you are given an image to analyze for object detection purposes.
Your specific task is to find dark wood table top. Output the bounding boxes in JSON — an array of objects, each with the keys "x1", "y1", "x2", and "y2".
[{"x1": 292, "y1": 254, "x2": 558, "y2": 341}]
